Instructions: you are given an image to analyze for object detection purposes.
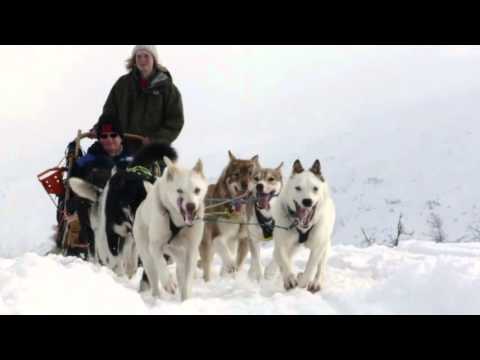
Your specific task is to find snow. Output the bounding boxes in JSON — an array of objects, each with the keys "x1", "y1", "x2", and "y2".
[
  {"x1": 1, "y1": 45, "x2": 480, "y2": 314},
  {"x1": 1, "y1": 241, "x2": 479, "y2": 315}
]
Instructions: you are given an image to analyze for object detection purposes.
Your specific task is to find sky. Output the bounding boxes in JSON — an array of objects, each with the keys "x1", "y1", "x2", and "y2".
[
  {"x1": 2, "y1": 45, "x2": 480, "y2": 162},
  {"x1": 0, "y1": 45, "x2": 479, "y2": 256}
]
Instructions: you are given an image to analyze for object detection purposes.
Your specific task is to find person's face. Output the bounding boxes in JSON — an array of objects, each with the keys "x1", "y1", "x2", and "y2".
[
  {"x1": 99, "y1": 132, "x2": 122, "y2": 156},
  {"x1": 135, "y1": 50, "x2": 154, "y2": 76}
]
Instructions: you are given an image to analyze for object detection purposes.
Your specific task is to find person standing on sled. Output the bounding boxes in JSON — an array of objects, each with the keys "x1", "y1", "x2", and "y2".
[
  {"x1": 89, "y1": 45, "x2": 184, "y2": 174},
  {"x1": 64, "y1": 115, "x2": 134, "y2": 258}
]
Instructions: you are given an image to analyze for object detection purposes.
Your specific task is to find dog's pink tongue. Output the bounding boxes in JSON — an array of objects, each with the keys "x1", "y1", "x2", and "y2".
[
  {"x1": 298, "y1": 208, "x2": 311, "y2": 226},
  {"x1": 234, "y1": 202, "x2": 242, "y2": 212},
  {"x1": 185, "y1": 212, "x2": 194, "y2": 226},
  {"x1": 258, "y1": 194, "x2": 270, "y2": 209}
]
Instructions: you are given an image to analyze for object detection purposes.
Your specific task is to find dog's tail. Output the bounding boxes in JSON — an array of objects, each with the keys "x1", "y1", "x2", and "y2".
[{"x1": 131, "y1": 142, "x2": 178, "y2": 167}]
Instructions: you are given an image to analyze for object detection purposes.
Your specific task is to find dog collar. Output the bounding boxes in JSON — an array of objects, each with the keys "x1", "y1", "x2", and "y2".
[
  {"x1": 164, "y1": 209, "x2": 183, "y2": 244},
  {"x1": 287, "y1": 206, "x2": 297, "y2": 219}
]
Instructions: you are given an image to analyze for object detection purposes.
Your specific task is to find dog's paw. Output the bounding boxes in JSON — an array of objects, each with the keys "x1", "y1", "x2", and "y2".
[
  {"x1": 297, "y1": 273, "x2": 322, "y2": 293},
  {"x1": 222, "y1": 261, "x2": 238, "y2": 275},
  {"x1": 248, "y1": 266, "x2": 263, "y2": 282},
  {"x1": 163, "y1": 276, "x2": 177, "y2": 295},
  {"x1": 283, "y1": 273, "x2": 298, "y2": 290},
  {"x1": 307, "y1": 281, "x2": 322, "y2": 294}
]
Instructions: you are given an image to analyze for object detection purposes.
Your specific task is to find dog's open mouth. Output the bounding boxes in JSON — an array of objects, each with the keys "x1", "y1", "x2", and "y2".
[
  {"x1": 256, "y1": 191, "x2": 275, "y2": 210},
  {"x1": 230, "y1": 185, "x2": 249, "y2": 212},
  {"x1": 233, "y1": 184, "x2": 249, "y2": 197},
  {"x1": 293, "y1": 201, "x2": 316, "y2": 228},
  {"x1": 232, "y1": 199, "x2": 243, "y2": 212},
  {"x1": 178, "y1": 198, "x2": 197, "y2": 227}
]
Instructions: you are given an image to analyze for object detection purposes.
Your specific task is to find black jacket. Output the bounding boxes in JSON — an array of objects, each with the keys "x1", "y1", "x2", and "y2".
[
  {"x1": 70, "y1": 142, "x2": 133, "y2": 186},
  {"x1": 102, "y1": 67, "x2": 184, "y2": 153}
]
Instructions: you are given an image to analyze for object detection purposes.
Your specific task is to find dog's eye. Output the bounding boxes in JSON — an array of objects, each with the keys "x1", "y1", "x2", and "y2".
[
  {"x1": 254, "y1": 176, "x2": 260, "y2": 182},
  {"x1": 194, "y1": 188, "x2": 201, "y2": 195},
  {"x1": 177, "y1": 189, "x2": 184, "y2": 194},
  {"x1": 268, "y1": 177, "x2": 275, "y2": 182},
  {"x1": 295, "y1": 186, "x2": 301, "y2": 192},
  {"x1": 313, "y1": 186, "x2": 319, "y2": 192}
]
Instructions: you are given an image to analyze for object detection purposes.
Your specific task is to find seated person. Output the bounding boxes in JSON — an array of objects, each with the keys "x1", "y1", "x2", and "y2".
[
  {"x1": 64, "y1": 115, "x2": 133, "y2": 258},
  {"x1": 72, "y1": 115, "x2": 133, "y2": 184}
]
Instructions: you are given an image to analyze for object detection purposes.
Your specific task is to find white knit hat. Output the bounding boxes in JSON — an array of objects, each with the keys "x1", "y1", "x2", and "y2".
[{"x1": 132, "y1": 45, "x2": 159, "y2": 63}]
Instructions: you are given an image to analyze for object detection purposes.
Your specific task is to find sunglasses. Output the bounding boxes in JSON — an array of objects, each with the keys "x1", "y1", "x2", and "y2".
[{"x1": 99, "y1": 133, "x2": 119, "y2": 139}]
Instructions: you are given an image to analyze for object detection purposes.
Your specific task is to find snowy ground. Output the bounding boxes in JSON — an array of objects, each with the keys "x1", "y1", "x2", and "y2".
[{"x1": 1, "y1": 240, "x2": 479, "y2": 315}]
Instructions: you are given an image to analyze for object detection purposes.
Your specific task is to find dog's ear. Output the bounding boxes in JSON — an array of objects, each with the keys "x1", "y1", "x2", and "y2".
[
  {"x1": 276, "y1": 162, "x2": 284, "y2": 171},
  {"x1": 163, "y1": 156, "x2": 175, "y2": 168},
  {"x1": 310, "y1": 160, "x2": 321, "y2": 175},
  {"x1": 228, "y1": 150, "x2": 237, "y2": 162},
  {"x1": 68, "y1": 177, "x2": 99, "y2": 203},
  {"x1": 143, "y1": 181, "x2": 154, "y2": 194},
  {"x1": 251, "y1": 155, "x2": 260, "y2": 167},
  {"x1": 310, "y1": 160, "x2": 325, "y2": 182},
  {"x1": 292, "y1": 160, "x2": 304, "y2": 174},
  {"x1": 193, "y1": 159, "x2": 204, "y2": 176},
  {"x1": 164, "y1": 156, "x2": 177, "y2": 181}
]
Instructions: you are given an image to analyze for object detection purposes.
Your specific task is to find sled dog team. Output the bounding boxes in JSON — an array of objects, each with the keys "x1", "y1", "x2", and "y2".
[{"x1": 69, "y1": 144, "x2": 336, "y2": 301}]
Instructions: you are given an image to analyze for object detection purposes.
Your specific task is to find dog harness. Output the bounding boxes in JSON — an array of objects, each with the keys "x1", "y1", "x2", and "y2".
[
  {"x1": 254, "y1": 206, "x2": 275, "y2": 240},
  {"x1": 168, "y1": 215, "x2": 182, "y2": 244},
  {"x1": 296, "y1": 226, "x2": 314, "y2": 244},
  {"x1": 163, "y1": 207, "x2": 186, "y2": 245}
]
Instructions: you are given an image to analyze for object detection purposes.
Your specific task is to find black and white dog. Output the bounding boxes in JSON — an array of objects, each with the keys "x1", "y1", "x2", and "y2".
[{"x1": 68, "y1": 143, "x2": 177, "y2": 279}]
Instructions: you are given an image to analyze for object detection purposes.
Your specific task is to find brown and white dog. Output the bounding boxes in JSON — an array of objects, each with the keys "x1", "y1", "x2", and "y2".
[
  {"x1": 199, "y1": 151, "x2": 259, "y2": 282},
  {"x1": 246, "y1": 163, "x2": 284, "y2": 281}
]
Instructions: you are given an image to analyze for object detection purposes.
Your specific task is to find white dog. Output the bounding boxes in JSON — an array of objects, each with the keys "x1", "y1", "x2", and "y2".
[
  {"x1": 270, "y1": 159, "x2": 335, "y2": 293},
  {"x1": 133, "y1": 157, "x2": 208, "y2": 301},
  {"x1": 67, "y1": 143, "x2": 178, "y2": 279}
]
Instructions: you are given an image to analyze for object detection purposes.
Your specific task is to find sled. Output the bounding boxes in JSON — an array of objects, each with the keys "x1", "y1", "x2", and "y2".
[{"x1": 38, "y1": 130, "x2": 147, "y2": 258}]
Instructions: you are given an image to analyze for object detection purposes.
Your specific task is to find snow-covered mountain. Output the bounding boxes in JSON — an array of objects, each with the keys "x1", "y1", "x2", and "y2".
[{"x1": 0, "y1": 45, "x2": 479, "y2": 314}]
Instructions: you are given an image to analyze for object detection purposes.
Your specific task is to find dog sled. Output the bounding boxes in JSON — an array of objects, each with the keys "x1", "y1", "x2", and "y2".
[
  {"x1": 38, "y1": 133, "x2": 281, "y2": 268},
  {"x1": 38, "y1": 130, "x2": 147, "y2": 258}
]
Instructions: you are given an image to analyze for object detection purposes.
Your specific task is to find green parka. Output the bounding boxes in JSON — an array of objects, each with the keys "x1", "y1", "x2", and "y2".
[{"x1": 102, "y1": 67, "x2": 184, "y2": 153}]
